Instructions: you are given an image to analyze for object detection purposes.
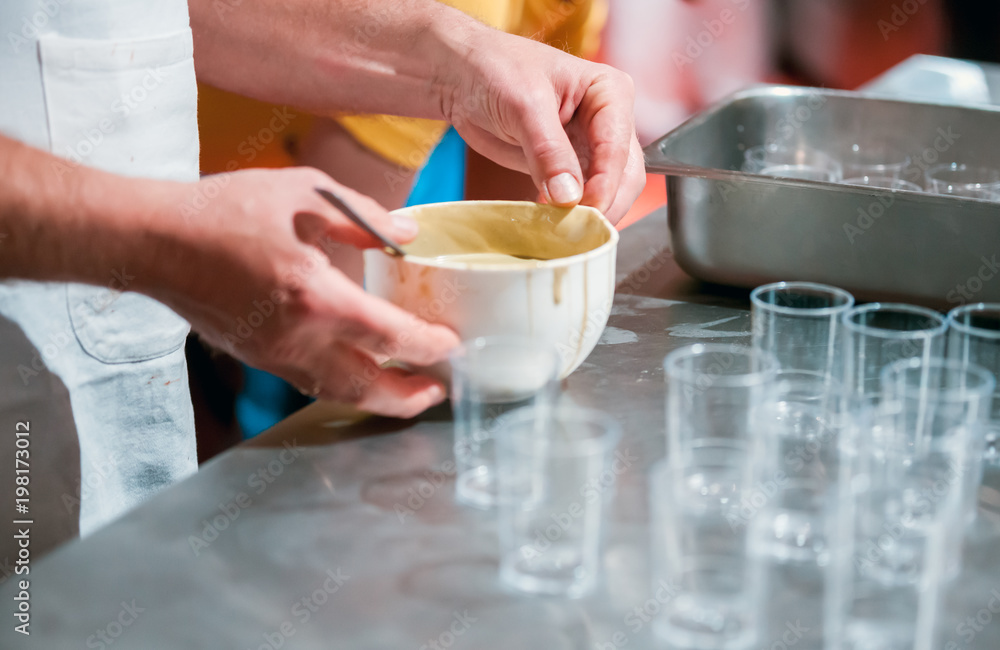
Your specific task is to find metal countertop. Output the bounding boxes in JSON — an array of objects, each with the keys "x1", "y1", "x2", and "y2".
[{"x1": 3, "y1": 209, "x2": 999, "y2": 650}]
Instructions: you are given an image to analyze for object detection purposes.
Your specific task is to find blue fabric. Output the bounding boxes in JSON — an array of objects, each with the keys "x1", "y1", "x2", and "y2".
[
  {"x1": 237, "y1": 128, "x2": 467, "y2": 438},
  {"x1": 406, "y1": 127, "x2": 467, "y2": 207}
]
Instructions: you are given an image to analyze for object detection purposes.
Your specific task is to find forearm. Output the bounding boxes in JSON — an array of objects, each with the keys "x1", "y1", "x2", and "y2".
[
  {"x1": 188, "y1": 0, "x2": 480, "y2": 119},
  {"x1": 0, "y1": 135, "x2": 178, "y2": 292}
]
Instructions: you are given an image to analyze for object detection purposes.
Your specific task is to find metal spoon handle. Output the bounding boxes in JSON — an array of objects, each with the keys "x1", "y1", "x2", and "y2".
[{"x1": 314, "y1": 187, "x2": 405, "y2": 257}]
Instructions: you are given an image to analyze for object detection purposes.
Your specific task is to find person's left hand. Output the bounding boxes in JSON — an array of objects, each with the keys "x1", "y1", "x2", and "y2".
[{"x1": 439, "y1": 25, "x2": 645, "y2": 224}]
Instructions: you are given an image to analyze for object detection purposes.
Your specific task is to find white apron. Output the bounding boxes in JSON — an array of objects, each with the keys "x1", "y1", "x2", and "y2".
[{"x1": 0, "y1": 0, "x2": 200, "y2": 565}]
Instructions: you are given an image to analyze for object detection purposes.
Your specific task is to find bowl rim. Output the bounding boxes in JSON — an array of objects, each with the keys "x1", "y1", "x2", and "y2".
[{"x1": 370, "y1": 200, "x2": 619, "y2": 272}]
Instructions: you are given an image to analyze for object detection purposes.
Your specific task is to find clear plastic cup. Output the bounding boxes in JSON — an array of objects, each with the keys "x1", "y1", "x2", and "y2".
[
  {"x1": 664, "y1": 344, "x2": 779, "y2": 509},
  {"x1": 749, "y1": 378, "x2": 858, "y2": 566},
  {"x1": 449, "y1": 337, "x2": 560, "y2": 509},
  {"x1": 948, "y1": 303, "x2": 1000, "y2": 447},
  {"x1": 947, "y1": 304, "x2": 1000, "y2": 515},
  {"x1": 743, "y1": 144, "x2": 843, "y2": 182},
  {"x1": 840, "y1": 141, "x2": 912, "y2": 180},
  {"x1": 495, "y1": 405, "x2": 621, "y2": 598},
  {"x1": 750, "y1": 281, "x2": 855, "y2": 565},
  {"x1": 926, "y1": 163, "x2": 1000, "y2": 199},
  {"x1": 841, "y1": 304, "x2": 948, "y2": 403},
  {"x1": 877, "y1": 358, "x2": 994, "y2": 581},
  {"x1": 650, "y1": 460, "x2": 763, "y2": 650},
  {"x1": 751, "y1": 281, "x2": 855, "y2": 380},
  {"x1": 843, "y1": 176, "x2": 923, "y2": 192}
]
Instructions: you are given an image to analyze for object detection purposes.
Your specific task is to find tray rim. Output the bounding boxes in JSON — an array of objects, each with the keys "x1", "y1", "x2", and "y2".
[{"x1": 642, "y1": 84, "x2": 1000, "y2": 205}]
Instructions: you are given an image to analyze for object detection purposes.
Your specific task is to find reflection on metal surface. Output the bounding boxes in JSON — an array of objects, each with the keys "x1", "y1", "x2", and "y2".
[
  {"x1": 665, "y1": 315, "x2": 749, "y2": 338},
  {"x1": 598, "y1": 326, "x2": 639, "y2": 345}
]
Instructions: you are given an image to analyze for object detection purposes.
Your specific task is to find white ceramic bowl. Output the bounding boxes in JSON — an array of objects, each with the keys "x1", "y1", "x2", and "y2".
[{"x1": 363, "y1": 201, "x2": 619, "y2": 379}]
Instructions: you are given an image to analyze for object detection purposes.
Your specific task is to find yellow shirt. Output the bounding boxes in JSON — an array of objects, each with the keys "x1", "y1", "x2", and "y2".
[{"x1": 197, "y1": 0, "x2": 607, "y2": 174}]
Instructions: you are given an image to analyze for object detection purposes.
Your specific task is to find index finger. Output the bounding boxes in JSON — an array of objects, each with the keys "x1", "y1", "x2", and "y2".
[
  {"x1": 325, "y1": 270, "x2": 461, "y2": 367},
  {"x1": 576, "y1": 74, "x2": 636, "y2": 216}
]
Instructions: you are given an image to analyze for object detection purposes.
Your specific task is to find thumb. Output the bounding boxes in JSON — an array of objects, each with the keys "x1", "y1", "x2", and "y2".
[{"x1": 516, "y1": 100, "x2": 584, "y2": 207}]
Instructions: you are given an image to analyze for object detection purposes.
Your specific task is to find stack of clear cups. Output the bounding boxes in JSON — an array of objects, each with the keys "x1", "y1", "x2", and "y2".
[
  {"x1": 947, "y1": 303, "x2": 1000, "y2": 469},
  {"x1": 945, "y1": 304, "x2": 1000, "y2": 567},
  {"x1": 653, "y1": 343, "x2": 778, "y2": 650},
  {"x1": 828, "y1": 359, "x2": 993, "y2": 650},
  {"x1": 749, "y1": 282, "x2": 856, "y2": 646}
]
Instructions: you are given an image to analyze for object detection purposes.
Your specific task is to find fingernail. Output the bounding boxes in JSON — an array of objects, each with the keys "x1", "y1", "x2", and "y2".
[
  {"x1": 546, "y1": 173, "x2": 582, "y2": 205},
  {"x1": 391, "y1": 214, "x2": 419, "y2": 240},
  {"x1": 428, "y1": 383, "x2": 447, "y2": 404}
]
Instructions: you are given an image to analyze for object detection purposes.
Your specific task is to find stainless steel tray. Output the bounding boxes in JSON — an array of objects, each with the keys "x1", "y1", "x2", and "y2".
[{"x1": 644, "y1": 85, "x2": 1000, "y2": 308}]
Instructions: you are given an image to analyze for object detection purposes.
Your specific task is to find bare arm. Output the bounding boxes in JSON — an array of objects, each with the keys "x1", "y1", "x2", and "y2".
[
  {"x1": 0, "y1": 135, "x2": 459, "y2": 417},
  {"x1": 188, "y1": 0, "x2": 645, "y2": 220},
  {"x1": 189, "y1": 0, "x2": 463, "y2": 119},
  {"x1": 0, "y1": 135, "x2": 167, "y2": 286}
]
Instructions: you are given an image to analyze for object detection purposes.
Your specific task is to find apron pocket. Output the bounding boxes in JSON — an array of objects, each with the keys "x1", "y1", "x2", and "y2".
[{"x1": 67, "y1": 284, "x2": 189, "y2": 364}]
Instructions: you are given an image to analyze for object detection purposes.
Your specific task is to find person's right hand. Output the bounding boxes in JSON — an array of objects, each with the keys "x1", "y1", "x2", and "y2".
[
  {"x1": 155, "y1": 167, "x2": 460, "y2": 418},
  {"x1": 439, "y1": 24, "x2": 645, "y2": 225}
]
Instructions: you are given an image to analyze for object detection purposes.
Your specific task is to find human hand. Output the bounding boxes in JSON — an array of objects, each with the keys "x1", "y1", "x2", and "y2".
[
  {"x1": 440, "y1": 25, "x2": 646, "y2": 224},
  {"x1": 156, "y1": 168, "x2": 460, "y2": 418}
]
